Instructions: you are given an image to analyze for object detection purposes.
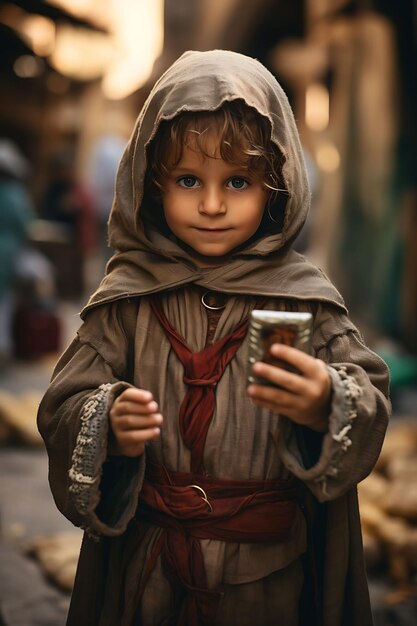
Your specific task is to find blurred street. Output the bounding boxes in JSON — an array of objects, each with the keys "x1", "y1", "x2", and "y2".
[{"x1": 0, "y1": 303, "x2": 80, "y2": 626}]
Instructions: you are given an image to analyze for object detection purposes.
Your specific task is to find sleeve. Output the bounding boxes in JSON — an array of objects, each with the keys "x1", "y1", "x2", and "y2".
[
  {"x1": 37, "y1": 299, "x2": 145, "y2": 537},
  {"x1": 278, "y1": 304, "x2": 391, "y2": 502}
]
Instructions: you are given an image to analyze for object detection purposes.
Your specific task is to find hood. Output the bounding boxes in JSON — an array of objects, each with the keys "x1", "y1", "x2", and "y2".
[
  {"x1": 83, "y1": 50, "x2": 345, "y2": 316},
  {"x1": 109, "y1": 48, "x2": 310, "y2": 256}
]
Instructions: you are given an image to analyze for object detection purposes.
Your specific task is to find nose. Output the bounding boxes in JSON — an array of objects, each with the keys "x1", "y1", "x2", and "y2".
[{"x1": 199, "y1": 186, "x2": 226, "y2": 216}]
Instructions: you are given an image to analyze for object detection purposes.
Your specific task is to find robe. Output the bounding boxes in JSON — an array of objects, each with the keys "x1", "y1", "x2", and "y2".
[{"x1": 37, "y1": 50, "x2": 390, "y2": 625}]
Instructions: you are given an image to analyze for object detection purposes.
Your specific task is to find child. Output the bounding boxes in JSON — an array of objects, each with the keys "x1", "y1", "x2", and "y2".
[{"x1": 38, "y1": 50, "x2": 390, "y2": 626}]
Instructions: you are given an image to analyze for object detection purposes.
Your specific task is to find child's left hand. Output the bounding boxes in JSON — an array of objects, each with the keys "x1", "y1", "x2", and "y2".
[{"x1": 247, "y1": 343, "x2": 331, "y2": 432}]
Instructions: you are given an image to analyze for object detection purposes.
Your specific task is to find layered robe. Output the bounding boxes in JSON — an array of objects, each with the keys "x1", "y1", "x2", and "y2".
[{"x1": 37, "y1": 50, "x2": 390, "y2": 626}]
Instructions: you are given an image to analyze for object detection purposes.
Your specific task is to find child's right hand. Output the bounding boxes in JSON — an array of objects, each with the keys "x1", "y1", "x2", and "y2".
[{"x1": 109, "y1": 388, "x2": 163, "y2": 457}]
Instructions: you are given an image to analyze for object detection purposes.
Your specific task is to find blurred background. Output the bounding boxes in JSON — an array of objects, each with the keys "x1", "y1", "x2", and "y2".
[{"x1": 0, "y1": 1, "x2": 416, "y2": 624}]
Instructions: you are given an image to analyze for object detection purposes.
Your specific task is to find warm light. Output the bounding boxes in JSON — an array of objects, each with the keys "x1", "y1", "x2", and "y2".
[
  {"x1": 315, "y1": 141, "x2": 340, "y2": 172},
  {"x1": 20, "y1": 14, "x2": 55, "y2": 56},
  {"x1": 48, "y1": 0, "x2": 164, "y2": 98},
  {"x1": 14, "y1": 55, "x2": 44, "y2": 78},
  {"x1": 102, "y1": 55, "x2": 156, "y2": 101},
  {"x1": 102, "y1": 0, "x2": 164, "y2": 99},
  {"x1": 0, "y1": 5, "x2": 55, "y2": 55},
  {"x1": 2, "y1": 0, "x2": 164, "y2": 98},
  {"x1": 50, "y1": 25, "x2": 116, "y2": 80},
  {"x1": 305, "y1": 83, "x2": 329, "y2": 132}
]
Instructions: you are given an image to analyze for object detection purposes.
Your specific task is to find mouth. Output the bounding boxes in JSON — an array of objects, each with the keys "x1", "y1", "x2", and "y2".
[{"x1": 195, "y1": 227, "x2": 231, "y2": 233}]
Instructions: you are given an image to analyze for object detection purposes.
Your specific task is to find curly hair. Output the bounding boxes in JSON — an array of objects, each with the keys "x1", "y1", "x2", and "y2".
[
  {"x1": 142, "y1": 100, "x2": 289, "y2": 238},
  {"x1": 147, "y1": 100, "x2": 287, "y2": 204}
]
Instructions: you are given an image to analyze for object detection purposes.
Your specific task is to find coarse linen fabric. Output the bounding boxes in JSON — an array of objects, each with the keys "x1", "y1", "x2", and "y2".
[{"x1": 37, "y1": 50, "x2": 390, "y2": 626}]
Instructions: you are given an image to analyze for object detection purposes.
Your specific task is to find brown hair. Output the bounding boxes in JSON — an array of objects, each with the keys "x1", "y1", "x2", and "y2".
[{"x1": 144, "y1": 100, "x2": 288, "y2": 233}]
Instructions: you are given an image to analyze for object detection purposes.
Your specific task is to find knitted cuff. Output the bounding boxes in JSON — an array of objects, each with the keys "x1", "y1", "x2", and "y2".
[
  {"x1": 68, "y1": 381, "x2": 144, "y2": 537},
  {"x1": 278, "y1": 365, "x2": 362, "y2": 498}
]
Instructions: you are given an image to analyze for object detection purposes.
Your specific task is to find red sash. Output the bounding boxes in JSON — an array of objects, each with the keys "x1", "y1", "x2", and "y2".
[{"x1": 136, "y1": 462, "x2": 300, "y2": 626}]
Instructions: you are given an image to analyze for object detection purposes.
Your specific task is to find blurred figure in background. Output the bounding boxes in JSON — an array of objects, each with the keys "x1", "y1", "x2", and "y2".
[
  {"x1": 40, "y1": 148, "x2": 97, "y2": 298},
  {"x1": 89, "y1": 133, "x2": 126, "y2": 269},
  {"x1": 0, "y1": 139, "x2": 34, "y2": 365},
  {"x1": 41, "y1": 148, "x2": 97, "y2": 263}
]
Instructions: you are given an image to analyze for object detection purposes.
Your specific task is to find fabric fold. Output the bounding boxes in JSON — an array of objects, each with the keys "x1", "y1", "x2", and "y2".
[
  {"x1": 277, "y1": 364, "x2": 365, "y2": 500},
  {"x1": 150, "y1": 297, "x2": 249, "y2": 472},
  {"x1": 135, "y1": 461, "x2": 301, "y2": 625},
  {"x1": 68, "y1": 380, "x2": 145, "y2": 536}
]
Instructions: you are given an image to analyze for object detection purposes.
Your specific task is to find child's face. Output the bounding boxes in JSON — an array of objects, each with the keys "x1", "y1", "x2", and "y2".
[{"x1": 161, "y1": 132, "x2": 268, "y2": 267}]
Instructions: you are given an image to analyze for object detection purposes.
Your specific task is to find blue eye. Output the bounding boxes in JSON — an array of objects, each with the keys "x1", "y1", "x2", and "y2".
[
  {"x1": 178, "y1": 176, "x2": 199, "y2": 188},
  {"x1": 227, "y1": 177, "x2": 249, "y2": 190}
]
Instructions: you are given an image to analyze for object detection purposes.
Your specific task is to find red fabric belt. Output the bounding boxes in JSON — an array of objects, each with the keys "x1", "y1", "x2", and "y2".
[{"x1": 135, "y1": 462, "x2": 300, "y2": 626}]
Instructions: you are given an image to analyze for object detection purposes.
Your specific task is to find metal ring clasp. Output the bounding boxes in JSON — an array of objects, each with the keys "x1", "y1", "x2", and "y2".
[
  {"x1": 190, "y1": 484, "x2": 213, "y2": 513},
  {"x1": 201, "y1": 291, "x2": 226, "y2": 311}
]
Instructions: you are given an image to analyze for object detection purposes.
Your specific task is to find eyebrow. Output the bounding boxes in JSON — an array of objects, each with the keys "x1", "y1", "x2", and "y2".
[
  {"x1": 169, "y1": 166, "x2": 198, "y2": 173},
  {"x1": 169, "y1": 164, "x2": 250, "y2": 174}
]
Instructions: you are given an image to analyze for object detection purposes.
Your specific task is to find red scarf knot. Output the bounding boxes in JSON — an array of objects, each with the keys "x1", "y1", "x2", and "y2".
[
  {"x1": 183, "y1": 376, "x2": 217, "y2": 387},
  {"x1": 150, "y1": 297, "x2": 249, "y2": 473}
]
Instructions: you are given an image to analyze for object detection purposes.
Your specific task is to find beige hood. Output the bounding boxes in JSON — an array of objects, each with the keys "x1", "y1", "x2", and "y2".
[{"x1": 83, "y1": 50, "x2": 345, "y2": 316}]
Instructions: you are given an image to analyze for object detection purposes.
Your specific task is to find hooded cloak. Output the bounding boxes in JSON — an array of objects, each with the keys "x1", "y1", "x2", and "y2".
[
  {"x1": 37, "y1": 50, "x2": 390, "y2": 626},
  {"x1": 82, "y1": 49, "x2": 345, "y2": 315}
]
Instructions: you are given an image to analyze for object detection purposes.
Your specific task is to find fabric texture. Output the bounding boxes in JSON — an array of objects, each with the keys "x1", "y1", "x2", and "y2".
[
  {"x1": 150, "y1": 296, "x2": 250, "y2": 473},
  {"x1": 136, "y1": 462, "x2": 300, "y2": 626},
  {"x1": 36, "y1": 49, "x2": 391, "y2": 626}
]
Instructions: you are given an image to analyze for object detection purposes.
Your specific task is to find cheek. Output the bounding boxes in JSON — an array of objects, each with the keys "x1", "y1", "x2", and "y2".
[
  {"x1": 162, "y1": 190, "x2": 193, "y2": 219},
  {"x1": 161, "y1": 194, "x2": 179, "y2": 223},
  {"x1": 252, "y1": 212, "x2": 265, "y2": 233},
  {"x1": 162, "y1": 208, "x2": 179, "y2": 233},
  {"x1": 161, "y1": 199, "x2": 191, "y2": 238},
  {"x1": 245, "y1": 194, "x2": 267, "y2": 228}
]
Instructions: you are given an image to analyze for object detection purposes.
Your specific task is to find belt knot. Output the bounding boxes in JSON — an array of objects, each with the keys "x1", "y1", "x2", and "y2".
[{"x1": 183, "y1": 376, "x2": 218, "y2": 388}]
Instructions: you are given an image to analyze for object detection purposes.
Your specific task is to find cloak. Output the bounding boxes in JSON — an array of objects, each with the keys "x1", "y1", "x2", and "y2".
[{"x1": 38, "y1": 50, "x2": 390, "y2": 626}]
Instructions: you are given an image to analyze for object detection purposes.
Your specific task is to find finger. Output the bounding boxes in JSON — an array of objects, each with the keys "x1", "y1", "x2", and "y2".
[
  {"x1": 247, "y1": 384, "x2": 302, "y2": 412},
  {"x1": 251, "y1": 361, "x2": 306, "y2": 394},
  {"x1": 112, "y1": 413, "x2": 163, "y2": 431},
  {"x1": 269, "y1": 344, "x2": 317, "y2": 376},
  {"x1": 117, "y1": 427, "x2": 161, "y2": 445},
  {"x1": 249, "y1": 392, "x2": 297, "y2": 417},
  {"x1": 249, "y1": 391, "x2": 307, "y2": 422},
  {"x1": 111, "y1": 399, "x2": 159, "y2": 417},
  {"x1": 117, "y1": 388, "x2": 154, "y2": 404}
]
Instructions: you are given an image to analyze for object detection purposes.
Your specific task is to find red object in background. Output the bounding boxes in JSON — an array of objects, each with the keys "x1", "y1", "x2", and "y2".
[
  {"x1": 73, "y1": 184, "x2": 97, "y2": 258},
  {"x1": 12, "y1": 305, "x2": 61, "y2": 360}
]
